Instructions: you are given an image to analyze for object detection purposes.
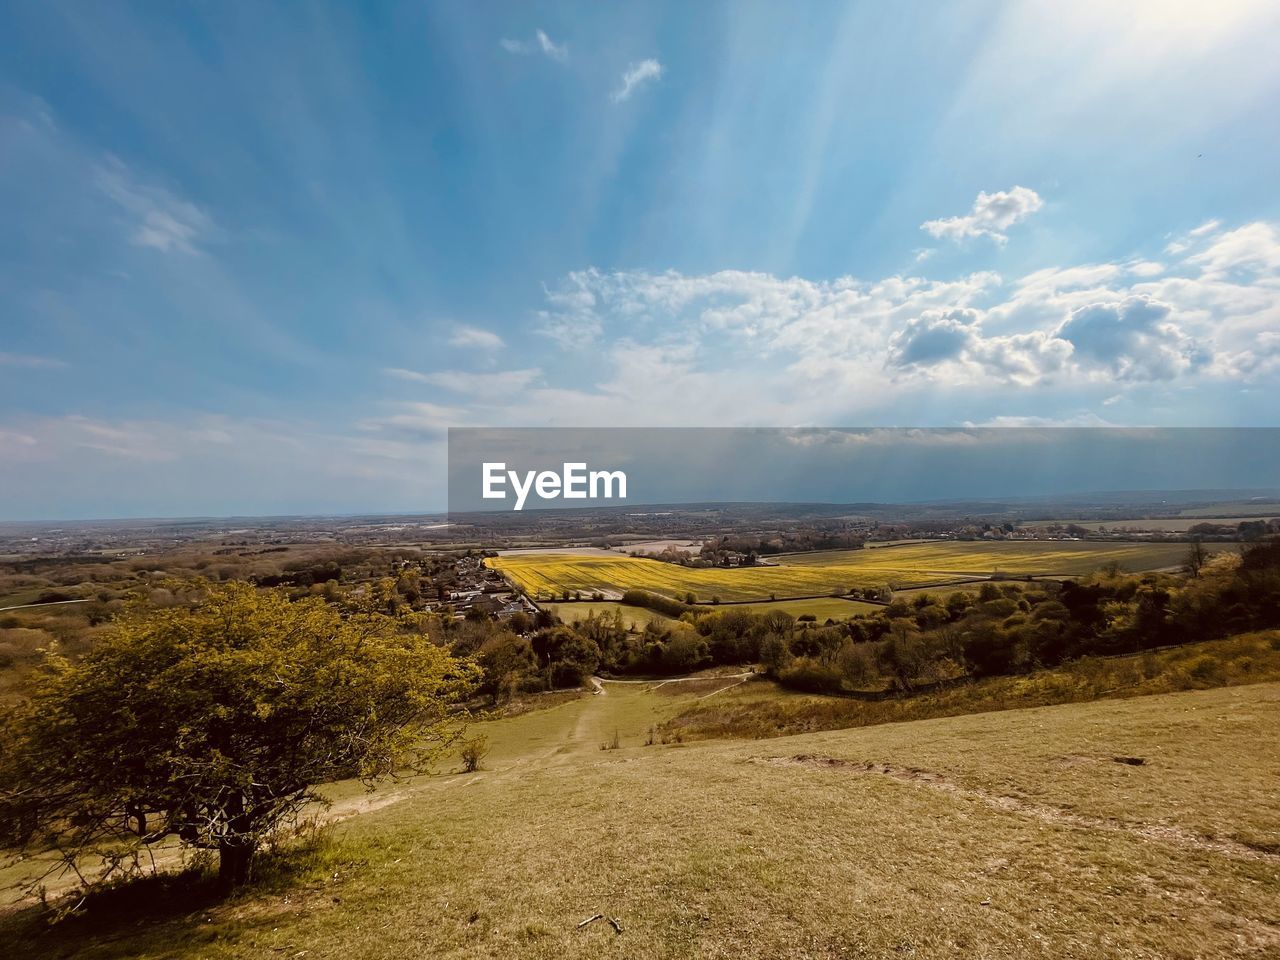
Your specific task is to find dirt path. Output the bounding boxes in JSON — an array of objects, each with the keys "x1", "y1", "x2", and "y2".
[
  {"x1": 0, "y1": 598, "x2": 92, "y2": 612},
  {"x1": 757, "y1": 755, "x2": 1280, "y2": 863}
]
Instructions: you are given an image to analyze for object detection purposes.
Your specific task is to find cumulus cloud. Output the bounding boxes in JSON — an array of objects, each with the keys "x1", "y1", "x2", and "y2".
[
  {"x1": 500, "y1": 28, "x2": 567, "y2": 61},
  {"x1": 888, "y1": 309, "x2": 979, "y2": 366},
  {"x1": 887, "y1": 308, "x2": 1072, "y2": 386},
  {"x1": 886, "y1": 294, "x2": 1206, "y2": 386},
  {"x1": 1054, "y1": 295, "x2": 1206, "y2": 381},
  {"x1": 531, "y1": 219, "x2": 1279, "y2": 398},
  {"x1": 612, "y1": 59, "x2": 663, "y2": 102},
  {"x1": 538, "y1": 266, "x2": 1001, "y2": 355},
  {"x1": 448, "y1": 325, "x2": 504, "y2": 350},
  {"x1": 921, "y1": 185, "x2": 1043, "y2": 245},
  {"x1": 10, "y1": 215, "x2": 1276, "y2": 517}
]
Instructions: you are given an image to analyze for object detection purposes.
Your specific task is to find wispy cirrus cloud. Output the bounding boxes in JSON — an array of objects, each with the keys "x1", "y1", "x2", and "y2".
[
  {"x1": 921, "y1": 185, "x2": 1043, "y2": 245},
  {"x1": 360, "y1": 401, "x2": 469, "y2": 440},
  {"x1": 500, "y1": 28, "x2": 567, "y2": 62},
  {"x1": 385, "y1": 367, "x2": 540, "y2": 395},
  {"x1": 448, "y1": 325, "x2": 504, "y2": 350},
  {"x1": 0, "y1": 352, "x2": 67, "y2": 369},
  {"x1": 611, "y1": 59, "x2": 663, "y2": 103},
  {"x1": 94, "y1": 155, "x2": 213, "y2": 255}
]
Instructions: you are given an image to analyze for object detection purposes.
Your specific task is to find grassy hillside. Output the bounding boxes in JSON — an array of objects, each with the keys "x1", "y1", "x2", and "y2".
[
  {"x1": 6, "y1": 671, "x2": 1278, "y2": 959},
  {"x1": 489, "y1": 540, "x2": 1213, "y2": 602},
  {"x1": 660, "y1": 632, "x2": 1280, "y2": 741}
]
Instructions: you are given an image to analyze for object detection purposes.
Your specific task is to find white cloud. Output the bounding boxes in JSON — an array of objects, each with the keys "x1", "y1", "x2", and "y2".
[
  {"x1": 384, "y1": 367, "x2": 540, "y2": 395},
  {"x1": 8, "y1": 212, "x2": 1278, "y2": 517},
  {"x1": 531, "y1": 219, "x2": 1280, "y2": 399},
  {"x1": 0, "y1": 429, "x2": 39, "y2": 459},
  {"x1": 448, "y1": 325, "x2": 505, "y2": 350},
  {"x1": 0, "y1": 413, "x2": 453, "y2": 515},
  {"x1": 888, "y1": 308, "x2": 980, "y2": 367},
  {"x1": 921, "y1": 185, "x2": 1043, "y2": 245},
  {"x1": 966, "y1": 414, "x2": 1118, "y2": 427},
  {"x1": 62, "y1": 415, "x2": 177, "y2": 462},
  {"x1": 612, "y1": 59, "x2": 663, "y2": 103},
  {"x1": 360, "y1": 401, "x2": 467, "y2": 439},
  {"x1": 536, "y1": 29, "x2": 567, "y2": 61},
  {"x1": 1054, "y1": 295, "x2": 1206, "y2": 381},
  {"x1": 1187, "y1": 222, "x2": 1280, "y2": 278},
  {"x1": 1127, "y1": 260, "x2": 1165, "y2": 277},
  {"x1": 0, "y1": 352, "x2": 66, "y2": 369},
  {"x1": 94, "y1": 156, "x2": 212, "y2": 254},
  {"x1": 500, "y1": 28, "x2": 567, "y2": 62}
]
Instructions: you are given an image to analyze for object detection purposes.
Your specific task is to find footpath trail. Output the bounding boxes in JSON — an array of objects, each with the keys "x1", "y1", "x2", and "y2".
[{"x1": 0, "y1": 598, "x2": 92, "y2": 612}]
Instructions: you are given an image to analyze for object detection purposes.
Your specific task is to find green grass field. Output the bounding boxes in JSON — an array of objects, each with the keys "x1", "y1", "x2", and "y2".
[
  {"x1": 490, "y1": 540, "x2": 1205, "y2": 602},
  {"x1": 543, "y1": 597, "x2": 882, "y2": 628},
  {"x1": 542, "y1": 601, "x2": 676, "y2": 629},
  {"x1": 717, "y1": 596, "x2": 884, "y2": 619},
  {"x1": 8, "y1": 672, "x2": 1277, "y2": 959}
]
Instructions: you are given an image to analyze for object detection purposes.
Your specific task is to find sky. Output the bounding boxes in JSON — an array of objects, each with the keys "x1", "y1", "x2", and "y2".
[{"x1": 2, "y1": 0, "x2": 1280, "y2": 519}]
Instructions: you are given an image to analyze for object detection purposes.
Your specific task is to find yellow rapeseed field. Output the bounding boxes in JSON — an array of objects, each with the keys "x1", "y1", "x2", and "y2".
[{"x1": 489, "y1": 540, "x2": 1203, "y2": 602}]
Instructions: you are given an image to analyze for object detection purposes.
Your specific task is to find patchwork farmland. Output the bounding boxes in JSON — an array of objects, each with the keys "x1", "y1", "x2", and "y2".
[{"x1": 489, "y1": 540, "x2": 1205, "y2": 603}]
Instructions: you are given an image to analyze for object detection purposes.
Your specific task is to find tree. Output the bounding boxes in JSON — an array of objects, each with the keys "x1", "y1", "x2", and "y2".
[
  {"x1": 531, "y1": 626, "x2": 601, "y2": 687},
  {"x1": 0, "y1": 581, "x2": 477, "y2": 891},
  {"x1": 1185, "y1": 539, "x2": 1208, "y2": 578}
]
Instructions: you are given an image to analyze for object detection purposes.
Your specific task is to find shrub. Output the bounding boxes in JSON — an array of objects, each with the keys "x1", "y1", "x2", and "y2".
[
  {"x1": 460, "y1": 734, "x2": 490, "y2": 772},
  {"x1": 778, "y1": 657, "x2": 843, "y2": 694},
  {"x1": 1188, "y1": 655, "x2": 1226, "y2": 683}
]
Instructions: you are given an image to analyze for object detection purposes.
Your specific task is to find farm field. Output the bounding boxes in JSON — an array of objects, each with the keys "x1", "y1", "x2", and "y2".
[
  {"x1": 489, "y1": 540, "x2": 1206, "y2": 603},
  {"x1": 1178, "y1": 503, "x2": 1280, "y2": 518},
  {"x1": 719, "y1": 596, "x2": 884, "y2": 620},
  {"x1": 10, "y1": 679, "x2": 1277, "y2": 959},
  {"x1": 542, "y1": 601, "x2": 675, "y2": 630},
  {"x1": 1030, "y1": 517, "x2": 1274, "y2": 532}
]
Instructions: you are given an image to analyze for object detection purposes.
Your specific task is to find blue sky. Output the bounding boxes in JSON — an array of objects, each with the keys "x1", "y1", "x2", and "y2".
[{"x1": 2, "y1": 1, "x2": 1279, "y2": 519}]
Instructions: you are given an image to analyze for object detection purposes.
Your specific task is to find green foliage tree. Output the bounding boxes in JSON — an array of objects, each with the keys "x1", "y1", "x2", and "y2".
[{"x1": 0, "y1": 581, "x2": 477, "y2": 890}]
